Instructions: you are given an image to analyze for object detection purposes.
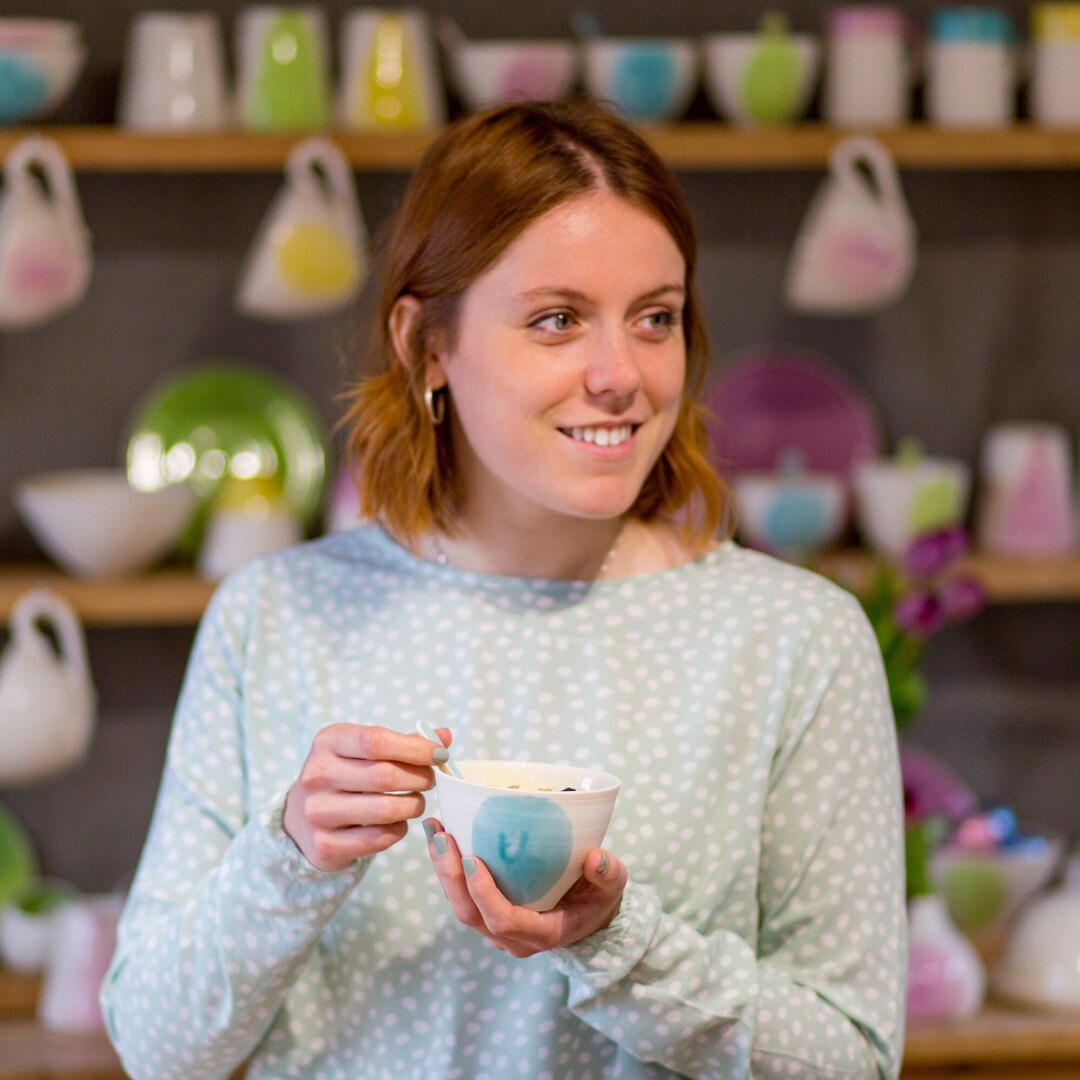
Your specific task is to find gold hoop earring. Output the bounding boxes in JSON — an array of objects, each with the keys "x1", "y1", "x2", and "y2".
[{"x1": 424, "y1": 385, "x2": 446, "y2": 425}]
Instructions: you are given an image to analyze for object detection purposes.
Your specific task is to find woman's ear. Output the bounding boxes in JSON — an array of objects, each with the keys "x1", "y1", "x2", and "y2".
[{"x1": 389, "y1": 295, "x2": 447, "y2": 389}]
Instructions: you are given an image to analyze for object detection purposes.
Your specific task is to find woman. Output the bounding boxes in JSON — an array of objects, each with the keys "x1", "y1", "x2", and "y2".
[{"x1": 102, "y1": 101, "x2": 906, "y2": 1080}]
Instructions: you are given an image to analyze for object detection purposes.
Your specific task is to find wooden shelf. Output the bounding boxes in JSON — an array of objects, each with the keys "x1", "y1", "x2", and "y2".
[
  {"x1": 4, "y1": 124, "x2": 1080, "y2": 172},
  {"x1": 0, "y1": 552, "x2": 1078, "y2": 626}
]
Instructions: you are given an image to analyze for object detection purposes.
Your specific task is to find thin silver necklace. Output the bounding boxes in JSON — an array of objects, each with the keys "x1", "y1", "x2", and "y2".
[{"x1": 434, "y1": 521, "x2": 626, "y2": 580}]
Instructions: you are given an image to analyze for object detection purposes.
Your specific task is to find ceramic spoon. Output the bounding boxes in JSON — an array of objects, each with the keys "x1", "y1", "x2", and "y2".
[{"x1": 415, "y1": 718, "x2": 463, "y2": 779}]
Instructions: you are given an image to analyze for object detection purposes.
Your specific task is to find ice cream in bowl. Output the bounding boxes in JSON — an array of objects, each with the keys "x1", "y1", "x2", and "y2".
[{"x1": 432, "y1": 760, "x2": 621, "y2": 912}]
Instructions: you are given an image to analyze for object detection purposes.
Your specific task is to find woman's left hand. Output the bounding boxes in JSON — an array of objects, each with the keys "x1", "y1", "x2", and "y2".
[{"x1": 423, "y1": 819, "x2": 627, "y2": 958}]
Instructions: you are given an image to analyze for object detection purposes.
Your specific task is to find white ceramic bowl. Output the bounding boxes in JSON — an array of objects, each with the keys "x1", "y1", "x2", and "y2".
[
  {"x1": 852, "y1": 458, "x2": 972, "y2": 560},
  {"x1": 583, "y1": 37, "x2": 699, "y2": 123},
  {"x1": 993, "y1": 886, "x2": 1080, "y2": 1012},
  {"x1": 733, "y1": 471, "x2": 846, "y2": 556},
  {"x1": 447, "y1": 39, "x2": 578, "y2": 110},
  {"x1": 433, "y1": 760, "x2": 620, "y2": 912},
  {"x1": 702, "y1": 33, "x2": 820, "y2": 126},
  {"x1": 0, "y1": 20, "x2": 85, "y2": 124},
  {"x1": 16, "y1": 469, "x2": 197, "y2": 578}
]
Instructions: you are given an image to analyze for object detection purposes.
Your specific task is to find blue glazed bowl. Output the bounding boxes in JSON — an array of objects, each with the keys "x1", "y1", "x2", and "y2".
[
  {"x1": 0, "y1": 21, "x2": 85, "y2": 123},
  {"x1": 583, "y1": 38, "x2": 699, "y2": 123}
]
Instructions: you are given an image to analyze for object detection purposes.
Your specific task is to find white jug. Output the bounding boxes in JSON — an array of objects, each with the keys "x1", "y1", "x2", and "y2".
[
  {"x1": 0, "y1": 589, "x2": 96, "y2": 786},
  {"x1": 0, "y1": 136, "x2": 92, "y2": 329}
]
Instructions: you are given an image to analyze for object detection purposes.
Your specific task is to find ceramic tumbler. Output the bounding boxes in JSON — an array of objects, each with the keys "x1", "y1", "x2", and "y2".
[
  {"x1": 236, "y1": 5, "x2": 331, "y2": 129},
  {"x1": 1030, "y1": 3, "x2": 1080, "y2": 126}
]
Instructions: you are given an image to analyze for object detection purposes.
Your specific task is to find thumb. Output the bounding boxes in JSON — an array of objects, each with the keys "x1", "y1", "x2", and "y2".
[{"x1": 582, "y1": 848, "x2": 626, "y2": 892}]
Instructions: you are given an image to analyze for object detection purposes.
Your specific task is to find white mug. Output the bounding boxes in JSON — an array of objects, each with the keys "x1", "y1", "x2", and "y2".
[
  {"x1": 339, "y1": 8, "x2": 445, "y2": 130},
  {"x1": 1030, "y1": 3, "x2": 1080, "y2": 127},
  {"x1": 0, "y1": 136, "x2": 92, "y2": 330},
  {"x1": 784, "y1": 135, "x2": 916, "y2": 315},
  {"x1": 976, "y1": 423, "x2": 1075, "y2": 556},
  {"x1": 118, "y1": 11, "x2": 230, "y2": 131},
  {"x1": 237, "y1": 136, "x2": 368, "y2": 320},
  {"x1": 236, "y1": 5, "x2": 331, "y2": 129}
]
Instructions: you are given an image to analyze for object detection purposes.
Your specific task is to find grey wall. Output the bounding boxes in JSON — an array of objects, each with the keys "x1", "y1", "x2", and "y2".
[{"x1": 1, "y1": 0, "x2": 1078, "y2": 890}]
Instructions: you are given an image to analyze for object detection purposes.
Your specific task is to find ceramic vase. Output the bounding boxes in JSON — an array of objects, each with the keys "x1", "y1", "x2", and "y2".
[{"x1": 906, "y1": 892, "x2": 985, "y2": 1020}]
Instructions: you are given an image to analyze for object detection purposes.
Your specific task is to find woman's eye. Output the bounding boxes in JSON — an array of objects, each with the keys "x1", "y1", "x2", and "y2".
[
  {"x1": 532, "y1": 311, "x2": 575, "y2": 333},
  {"x1": 638, "y1": 310, "x2": 679, "y2": 335}
]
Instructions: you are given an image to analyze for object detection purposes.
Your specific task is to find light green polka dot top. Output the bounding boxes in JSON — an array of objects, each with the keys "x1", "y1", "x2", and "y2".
[{"x1": 101, "y1": 526, "x2": 906, "y2": 1080}]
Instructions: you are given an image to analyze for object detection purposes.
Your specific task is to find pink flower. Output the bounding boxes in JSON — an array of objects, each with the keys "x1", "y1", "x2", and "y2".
[
  {"x1": 938, "y1": 575, "x2": 987, "y2": 623},
  {"x1": 894, "y1": 590, "x2": 944, "y2": 636},
  {"x1": 904, "y1": 527, "x2": 969, "y2": 580}
]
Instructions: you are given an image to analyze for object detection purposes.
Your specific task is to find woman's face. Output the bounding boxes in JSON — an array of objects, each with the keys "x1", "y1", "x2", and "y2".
[{"x1": 429, "y1": 190, "x2": 687, "y2": 528}]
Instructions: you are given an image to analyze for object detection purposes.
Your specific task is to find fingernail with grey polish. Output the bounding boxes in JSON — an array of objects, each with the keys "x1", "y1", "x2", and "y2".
[
  {"x1": 432, "y1": 747, "x2": 449, "y2": 764},
  {"x1": 423, "y1": 821, "x2": 436, "y2": 840},
  {"x1": 433, "y1": 833, "x2": 448, "y2": 856},
  {"x1": 462, "y1": 856, "x2": 477, "y2": 877}
]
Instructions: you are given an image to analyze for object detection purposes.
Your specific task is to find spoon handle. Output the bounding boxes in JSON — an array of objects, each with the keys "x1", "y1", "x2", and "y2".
[{"x1": 415, "y1": 719, "x2": 463, "y2": 779}]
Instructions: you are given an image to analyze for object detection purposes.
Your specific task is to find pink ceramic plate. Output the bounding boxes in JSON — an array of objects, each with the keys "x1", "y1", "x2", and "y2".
[{"x1": 703, "y1": 346, "x2": 883, "y2": 479}]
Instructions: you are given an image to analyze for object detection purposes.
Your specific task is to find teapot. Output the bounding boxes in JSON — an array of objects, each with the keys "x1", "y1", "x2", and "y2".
[{"x1": 0, "y1": 589, "x2": 96, "y2": 786}]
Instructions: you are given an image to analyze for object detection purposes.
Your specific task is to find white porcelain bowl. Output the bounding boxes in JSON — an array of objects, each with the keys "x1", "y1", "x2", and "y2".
[
  {"x1": 993, "y1": 887, "x2": 1080, "y2": 1013},
  {"x1": 447, "y1": 39, "x2": 578, "y2": 110},
  {"x1": 433, "y1": 760, "x2": 620, "y2": 912},
  {"x1": 0, "y1": 20, "x2": 86, "y2": 124},
  {"x1": 733, "y1": 471, "x2": 847, "y2": 556},
  {"x1": 583, "y1": 37, "x2": 699, "y2": 123},
  {"x1": 702, "y1": 33, "x2": 820, "y2": 126},
  {"x1": 852, "y1": 458, "x2": 972, "y2": 560},
  {"x1": 16, "y1": 469, "x2": 197, "y2": 578}
]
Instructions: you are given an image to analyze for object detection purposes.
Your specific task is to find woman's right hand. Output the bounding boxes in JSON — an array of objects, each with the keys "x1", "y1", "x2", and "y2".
[{"x1": 283, "y1": 724, "x2": 451, "y2": 871}]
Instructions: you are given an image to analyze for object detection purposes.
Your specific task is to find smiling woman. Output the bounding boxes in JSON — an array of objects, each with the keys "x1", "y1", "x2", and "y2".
[{"x1": 100, "y1": 101, "x2": 906, "y2": 1080}]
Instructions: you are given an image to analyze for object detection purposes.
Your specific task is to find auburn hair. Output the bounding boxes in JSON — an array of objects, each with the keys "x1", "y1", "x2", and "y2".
[{"x1": 339, "y1": 100, "x2": 729, "y2": 552}]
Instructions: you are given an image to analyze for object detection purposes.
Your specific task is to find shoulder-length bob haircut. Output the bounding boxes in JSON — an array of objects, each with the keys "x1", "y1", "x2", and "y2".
[{"x1": 340, "y1": 99, "x2": 729, "y2": 551}]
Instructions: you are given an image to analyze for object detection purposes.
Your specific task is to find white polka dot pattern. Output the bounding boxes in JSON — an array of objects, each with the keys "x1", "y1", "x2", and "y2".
[{"x1": 100, "y1": 527, "x2": 906, "y2": 1080}]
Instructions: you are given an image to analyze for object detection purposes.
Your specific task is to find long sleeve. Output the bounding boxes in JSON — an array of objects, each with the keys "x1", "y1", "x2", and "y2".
[
  {"x1": 551, "y1": 591, "x2": 906, "y2": 1079},
  {"x1": 99, "y1": 571, "x2": 369, "y2": 1080}
]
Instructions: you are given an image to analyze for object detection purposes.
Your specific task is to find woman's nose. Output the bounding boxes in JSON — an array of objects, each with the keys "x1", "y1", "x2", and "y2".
[{"x1": 584, "y1": 331, "x2": 643, "y2": 402}]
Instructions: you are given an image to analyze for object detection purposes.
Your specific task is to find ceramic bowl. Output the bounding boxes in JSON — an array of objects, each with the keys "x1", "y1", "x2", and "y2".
[
  {"x1": 433, "y1": 760, "x2": 620, "y2": 912},
  {"x1": 0, "y1": 878, "x2": 76, "y2": 974},
  {"x1": 583, "y1": 37, "x2": 699, "y2": 123},
  {"x1": 993, "y1": 886, "x2": 1080, "y2": 1012},
  {"x1": 0, "y1": 20, "x2": 86, "y2": 124},
  {"x1": 446, "y1": 39, "x2": 578, "y2": 110},
  {"x1": 732, "y1": 471, "x2": 847, "y2": 556},
  {"x1": 702, "y1": 33, "x2": 820, "y2": 125},
  {"x1": 16, "y1": 468, "x2": 197, "y2": 578},
  {"x1": 852, "y1": 458, "x2": 972, "y2": 560}
]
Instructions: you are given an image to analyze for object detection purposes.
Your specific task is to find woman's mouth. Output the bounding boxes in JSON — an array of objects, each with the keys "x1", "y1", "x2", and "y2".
[{"x1": 558, "y1": 424, "x2": 637, "y2": 447}]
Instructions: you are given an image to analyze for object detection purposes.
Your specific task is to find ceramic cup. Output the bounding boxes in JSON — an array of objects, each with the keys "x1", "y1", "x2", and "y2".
[
  {"x1": 237, "y1": 136, "x2": 368, "y2": 320},
  {"x1": 785, "y1": 135, "x2": 916, "y2": 315},
  {"x1": 118, "y1": 11, "x2": 230, "y2": 130},
  {"x1": 0, "y1": 135, "x2": 91, "y2": 329},
  {"x1": 976, "y1": 423, "x2": 1075, "y2": 556},
  {"x1": 1030, "y1": 3, "x2": 1080, "y2": 127},
  {"x1": 433, "y1": 760, "x2": 620, "y2": 912},
  {"x1": 338, "y1": 8, "x2": 445, "y2": 129},
  {"x1": 236, "y1": 5, "x2": 331, "y2": 129}
]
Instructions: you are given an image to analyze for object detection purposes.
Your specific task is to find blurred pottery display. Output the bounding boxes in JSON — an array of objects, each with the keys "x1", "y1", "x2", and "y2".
[
  {"x1": 583, "y1": 36, "x2": 698, "y2": 122},
  {"x1": 0, "y1": 19, "x2": 86, "y2": 124},
  {"x1": 853, "y1": 451, "x2": 972, "y2": 560},
  {"x1": 0, "y1": 589, "x2": 96, "y2": 787},
  {"x1": 0, "y1": 878, "x2": 76, "y2": 973},
  {"x1": 339, "y1": 8, "x2": 444, "y2": 128},
  {"x1": 16, "y1": 468, "x2": 196, "y2": 578},
  {"x1": 124, "y1": 362, "x2": 328, "y2": 552},
  {"x1": 118, "y1": 11, "x2": 230, "y2": 131},
  {"x1": 1030, "y1": 2, "x2": 1080, "y2": 126},
  {"x1": 237, "y1": 137, "x2": 368, "y2": 321},
  {"x1": 236, "y1": 5, "x2": 331, "y2": 130},
  {"x1": 198, "y1": 474, "x2": 302, "y2": 579},
  {"x1": 439, "y1": 18, "x2": 577, "y2": 110},
  {"x1": 785, "y1": 135, "x2": 916, "y2": 316},
  {"x1": 38, "y1": 892, "x2": 124, "y2": 1033},
  {"x1": 0, "y1": 804, "x2": 37, "y2": 906},
  {"x1": 703, "y1": 14, "x2": 821, "y2": 126},
  {"x1": 823, "y1": 5, "x2": 914, "y2": 127},
  {"x1": 976, "y1": 423, "x2": 1075, "y2": 557},
  {"x1": 906, "y1": 892, "x2": 986, "y2": 1020},
  {"x1": 0, "y1": 136, "x2": 91, "y2": 330}
]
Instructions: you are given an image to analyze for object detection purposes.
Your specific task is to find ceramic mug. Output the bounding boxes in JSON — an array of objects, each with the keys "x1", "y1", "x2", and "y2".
[
  {"x1": 0, "y1": 136, "x2": 92, "y2": 330},
  {"x1": 784, "y1": 135, "x2": 916, "y2": 315},
  {"x1": 1030, "y1": 3, "x2": 1080, "y2": 126},
  {"x1": 236, "y1": 5, "x2": 331, "y2": 129},
  {"x1": 236, "y1": 136, "x2": 368, "y2": 320},
  {"x1": 338, "y1": 8, "x2": 445, "y2": 130},
  {"x1": 118, "y1": 11, "x2": 230, "y2": 130},
  {"x1": 0, "y1": 588, "x2": 96, "y2": 786},
  {"x1": 976, "y1": 423, "x2": 1075, "y2": 556}
]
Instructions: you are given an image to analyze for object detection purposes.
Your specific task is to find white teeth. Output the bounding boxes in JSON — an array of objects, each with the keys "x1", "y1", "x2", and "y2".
[{"x1": 565, "y1": 425, "x2": 633, "y2": 447}]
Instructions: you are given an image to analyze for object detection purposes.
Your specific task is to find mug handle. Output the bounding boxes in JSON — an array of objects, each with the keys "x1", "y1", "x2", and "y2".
[
  {"x1": 3, "y1": 136, "x2": 87, "y2": 237},
  {"x1": 10, "y1": 588, "x2": 93, "y2": 689},
  {"x1": 829, "y1": 135, "x2": 909, "y2": 218},
  {"x1": 285, "y1": 137, "x2": 366, "y2": 249}
]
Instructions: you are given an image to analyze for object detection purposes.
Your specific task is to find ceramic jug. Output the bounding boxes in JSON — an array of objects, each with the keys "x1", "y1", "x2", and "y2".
[
  {"x1": 0, "y1": 589, "x2": 96, "y2": 786},
  {"x1": 0, "y1": 136, "x2": 92, "y2": 329}
]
